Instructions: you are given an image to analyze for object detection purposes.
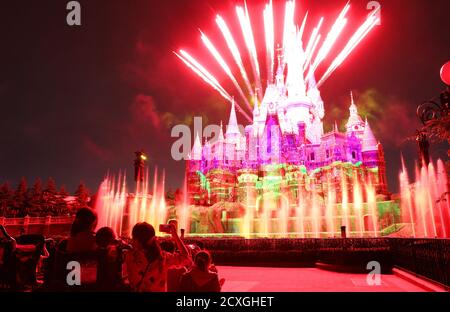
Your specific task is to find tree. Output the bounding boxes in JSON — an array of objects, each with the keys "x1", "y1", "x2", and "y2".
[
  {"x1": 30, "y1": 178, "x2": 43, "y2": 199},
  {"x1": 28, "y1": 178, "x2": 44, "y2": 217},
  {"x1": 56, "y1": 185, "x2": 70, "y2": 216},
  {"x1": 0, "y1": 182, "x2": 13, "y2": 216},
  {"x1": 13, "y1": 177, "x2": 28, "y2": 216},
  {"x1": 39, "y1": 177, "x2": 58, "y2": 215},
  {"x1": 45, "y1": 177, "x2": 57, "y2": 195},
  {"x1": 59, "y1": 185, "x2": 69, "y2": 197},
  {"x1": 74, "y1": 182, "x2": 90, "y2": 208}
]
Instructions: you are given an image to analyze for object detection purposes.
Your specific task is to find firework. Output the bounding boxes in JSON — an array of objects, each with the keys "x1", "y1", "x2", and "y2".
[
  {"x1": 317, "y1": 8, "x2": 380, "y2": 87},
  {"x1": 200, "y1": 31, "x2": 252, "y2": 111},
  {"x1": 263, "y1": 0, "x2": 275, "y2": 85},
  {"x1": 216, "y1": 15, "x2": 255, "y2": 100},
  {"x1": 174, "y1": 50, "x2": 252, "y2": 121},
  {"x1": 237, "y1": 5, "x2": 263, "y2": 100},
  {"x1": 176, "y1": 1, "x2": 379, "y2": 114},
  {"x1": 303, "y1": 17, "x2": 323, "y2": 71},
  {"x1": 308, "y1": 3, "x2": 350, "y2": 78}
]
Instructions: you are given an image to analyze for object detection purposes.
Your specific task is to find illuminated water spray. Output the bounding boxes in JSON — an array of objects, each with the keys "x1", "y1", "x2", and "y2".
[
  {"x1": 400, "y1": 159, "x2": 449, "y2": 238},
  {"x1": 95, "y1": 168, "x2": 169, "y2": 237}
]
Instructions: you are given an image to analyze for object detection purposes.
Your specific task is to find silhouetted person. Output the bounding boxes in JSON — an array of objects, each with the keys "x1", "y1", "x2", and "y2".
[
  {"x1": 66, "y1": 207, "x2": 97, "y2": 253},
  {"x1": 96, "y1": 227, "x2": 116, "y2": 249},
  {"x1": 125, "y1": 222, "x2": 190, "y2": 292},
  {"x1": 179, "y1": 250, "x2": 221, "y2": 292}
]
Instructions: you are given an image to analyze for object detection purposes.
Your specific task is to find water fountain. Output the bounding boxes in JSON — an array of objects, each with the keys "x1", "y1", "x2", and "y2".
[
  {"x1": 400, "y1": 159, "x2": 449, "y2": 238},
  {"x1": 94, "y1": 157, "x2": 448, "y2": 239},
  {"x1": 95, "y1": 168, "x2": 170, "y2": 237}
]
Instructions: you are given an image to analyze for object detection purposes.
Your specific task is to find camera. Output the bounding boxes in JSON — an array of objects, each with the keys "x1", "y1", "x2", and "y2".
[{"x1": 159, "y1": 224, "x2": 172, "y2": 233}]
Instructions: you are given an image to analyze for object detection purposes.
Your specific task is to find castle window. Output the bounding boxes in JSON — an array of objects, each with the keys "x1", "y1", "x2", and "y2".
[
  {"x1": 326, "y1": 150, "x2": 330, "y2": 158},
  {"x1": 352, "y1": 151, "x2": 356, "y2": 159},
  {"x1": 310, "y1": 152, "x2": 315, "y2": 161}
]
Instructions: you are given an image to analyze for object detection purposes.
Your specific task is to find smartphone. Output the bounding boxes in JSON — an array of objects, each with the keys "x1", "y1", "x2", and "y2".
[{"x1": 159, "y1": 224, "x2": 172, "y2": 233}]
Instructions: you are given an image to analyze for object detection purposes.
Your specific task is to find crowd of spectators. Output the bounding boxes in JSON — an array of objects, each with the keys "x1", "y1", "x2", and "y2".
[{"x1": 0, "y1": 207, "x2": 224, "y2": 292}]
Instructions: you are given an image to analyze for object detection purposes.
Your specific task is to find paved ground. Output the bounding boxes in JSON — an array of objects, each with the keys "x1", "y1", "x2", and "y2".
[{"x1": 217, "y1": 266, "x2": 427, "y2": 292}]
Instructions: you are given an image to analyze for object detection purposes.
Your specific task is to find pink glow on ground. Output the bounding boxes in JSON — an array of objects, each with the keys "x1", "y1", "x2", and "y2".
[{"x1": 217, "y1": 266, "x2": 427, "y2": 292}]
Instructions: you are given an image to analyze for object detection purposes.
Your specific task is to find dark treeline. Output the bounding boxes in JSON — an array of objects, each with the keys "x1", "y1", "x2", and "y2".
[{"x1": 0, "y1": 177, "x2": 90, "y2": 217}]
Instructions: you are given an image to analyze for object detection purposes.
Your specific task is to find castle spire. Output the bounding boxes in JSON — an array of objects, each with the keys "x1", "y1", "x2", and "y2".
[
  {"x1": 349, "y1": 90, "x2": 357, "y2": 116},
  {"x1": 253, "y1": 88, "x2": 259, "y2": 117},
  {"x1": 191, "y1": 133, "x2": 203, "y2": 160},
  {"x1": 226, "y1": 97, "x2": 240, "y2": 136},
  {"x1": 346, "y1": 91, "x2": 365, "y2": 134},
  {"x1": 218, "y1": 121, "x2": 224, "y2": 142},
  {"x1": 362, "y1": 118, "x2": 377, "y2": 152}
]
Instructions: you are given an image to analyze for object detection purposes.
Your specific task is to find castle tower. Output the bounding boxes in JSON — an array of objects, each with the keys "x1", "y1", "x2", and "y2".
[
  {"x1": 284, "y1": 51, "x2": 315, "y2": 142},
  {"x1": 345, "y1": 91, "x2": 365, "y2": 138},
  {"x1": 361, "y1": 118, "x2": 379, "y2": 168},
  {"x1": 376, "y1": 142, "x2": 389, "y2": 196},
  {"x1": 186, "y1": 133, "x2": 203, "y2": 204},
  {"x1": 260, "y1": 110, "x2": 283, "y2": 165},
  {"x1": 226, "y1": 99, "x2": 240, "y2": 141},
  {"x1": 214, "y1": 121, "x2": 225, "y2": 169},
  {"x1": 306, "y1": 74, "x2": 325, "y2": 142}
]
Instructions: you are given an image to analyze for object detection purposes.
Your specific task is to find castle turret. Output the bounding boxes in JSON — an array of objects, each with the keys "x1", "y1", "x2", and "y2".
[
  {"x1": 260, "y1": 110, "x2": 282, "y2": 165},
  {"x1": 376, "y1": 142, "x2": 389, "y2": 195},
  {"x1": 345, "y1": 91, "x2": 365, "y2": 138},
  {"x1": 186, "y1": 133, "x2": 203, "y2": 173},
  {"x1": 186, "y1": 133, "x2": 203, "y2": 204},
  {"x1": 361, "y1": 119, "x2": 379, "y2": 168},
  {"x1": 226, "y1": 99, "x2": 240, "y2": 141}
]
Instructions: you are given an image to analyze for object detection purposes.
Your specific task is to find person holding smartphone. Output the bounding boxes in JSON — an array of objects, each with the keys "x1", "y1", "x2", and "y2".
[{"x1": 124, "y1": 222, "x2": 191, "y2": 292}]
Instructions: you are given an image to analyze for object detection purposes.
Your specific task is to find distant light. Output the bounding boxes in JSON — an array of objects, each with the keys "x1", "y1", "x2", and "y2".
[
  {"x1": 140, "y1": 154, "x2": 147, "y2": 161},
  {"x1": 440, "y1": 61, "x2": 450, "y2": 86}
]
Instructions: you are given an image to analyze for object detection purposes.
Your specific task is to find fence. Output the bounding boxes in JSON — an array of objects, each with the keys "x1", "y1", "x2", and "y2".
[{"x1": 0, "y1": 215, "x2": 74, "y2": 237}]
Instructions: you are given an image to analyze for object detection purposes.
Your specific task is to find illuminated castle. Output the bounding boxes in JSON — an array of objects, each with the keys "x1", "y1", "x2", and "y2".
[{"x1": 186, "y1": 53, "x2": 389, "y2": 208}]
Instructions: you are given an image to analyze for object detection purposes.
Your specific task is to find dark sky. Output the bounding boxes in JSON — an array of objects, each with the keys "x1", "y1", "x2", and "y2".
[{"x1": 0, "y1": 0, "x2": 448, "y2": 194}]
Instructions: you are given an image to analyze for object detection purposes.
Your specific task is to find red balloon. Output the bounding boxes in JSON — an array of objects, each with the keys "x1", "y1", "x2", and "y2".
[{"x1": 440, "y1": 61, "x2": 450, "y2": 85}]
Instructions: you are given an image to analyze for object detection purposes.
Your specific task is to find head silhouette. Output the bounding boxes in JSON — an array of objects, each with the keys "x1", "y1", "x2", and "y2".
[
  {"x1": 70, "y1": 207, "x2": 97, "y2": 237},
  {"x1": 194, "y1": 250, "x2": 212, "y2": 272},
  {"x1": 131, "y1": 222, "x2": 161, "y2": 262}
]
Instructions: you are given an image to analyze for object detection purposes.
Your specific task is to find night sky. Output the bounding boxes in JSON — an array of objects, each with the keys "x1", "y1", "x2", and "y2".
[{"x1": 0, "y1": 0, "x2": 448, "y2": 195}]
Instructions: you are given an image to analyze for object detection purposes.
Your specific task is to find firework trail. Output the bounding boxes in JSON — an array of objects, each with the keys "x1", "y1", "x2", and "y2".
[
  {"x1": 263, "y1": 0, "x2": 275, "y2": 85},
  {"x1": 317, "y1": 7, "x2": 380, "y2": 87},
  {"x1": 308, "y1": 2, "x2": 350, "y2": 78},
  {"x1": 200, "y1": 30, "x2": 252, "y2": 112},
  {"x1": 174, "y1": 50, "x2": 252, "y2": 121},
  {"x1": 237, "y1": 4, "x2": 263, "y2": 100},
  {"x1": 216, "y1": 15, "x2": 255, "y2": 100}
]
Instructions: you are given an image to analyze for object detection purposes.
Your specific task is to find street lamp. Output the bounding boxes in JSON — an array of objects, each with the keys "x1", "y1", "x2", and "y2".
[
  {"x1": 134, "y1": 150, "x2": 148, "y2": 182},
  {"x1": 415, "y1": 62, "x2": 449, "y2": 167}
]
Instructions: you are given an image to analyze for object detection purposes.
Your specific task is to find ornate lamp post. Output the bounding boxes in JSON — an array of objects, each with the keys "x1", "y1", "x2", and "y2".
[
  {"x1": 416, "y1": 62, "x2": 450, "y2": 167},
  {"x1": 134, "y1": 150, "x2": 147, "y2": 183}
]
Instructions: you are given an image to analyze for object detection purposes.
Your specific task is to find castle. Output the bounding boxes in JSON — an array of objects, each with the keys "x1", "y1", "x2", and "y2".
[{"x1": 186, "y1": 53, "x2": 389, "y2": 209}]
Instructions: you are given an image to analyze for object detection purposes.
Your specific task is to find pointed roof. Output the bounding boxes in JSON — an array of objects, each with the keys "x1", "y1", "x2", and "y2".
[
  {"x1": 362, "y1": 118, "x2": 378, "y2": 152},
  {"x1": 346, "y1": 91, "x2": 364, "y2": 130},
  {"x1": 191, "y1": 133, "x2": 203, "y2": 160},
  {"x1": 204, "y1": 137, "x2": 210, "y2": 149},
  {"x1": 226, "y1": 99, "x2": 240, "y2": 136},
  {"x1": 218, "y1": 121, "x2": 224, "y2": 142}
]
